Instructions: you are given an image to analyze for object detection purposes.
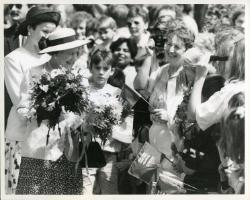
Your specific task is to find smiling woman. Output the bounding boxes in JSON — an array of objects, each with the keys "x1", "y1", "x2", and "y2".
[
  {"x1": 108, "y1": 37, "x2": 137, "y2": 89},
  {"x1": 145, "y1": 18, "x2": 195, "y2": 193}
]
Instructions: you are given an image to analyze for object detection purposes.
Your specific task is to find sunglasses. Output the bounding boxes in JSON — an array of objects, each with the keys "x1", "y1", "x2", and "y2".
[
  {"x1": 209, "y1": 55, "x2": 228, "y2": 62},
  {"x1": 8, "y1": 4, "x2": 22, "y2": 9}
]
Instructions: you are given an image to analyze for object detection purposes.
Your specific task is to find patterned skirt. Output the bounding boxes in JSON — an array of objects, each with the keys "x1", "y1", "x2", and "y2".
[
  {"x1": 5, "y1": 139, "x2": 21, "y2": 194},
  {"x1": 16, "y1": 154, "x2": 83, "y2": 195}
]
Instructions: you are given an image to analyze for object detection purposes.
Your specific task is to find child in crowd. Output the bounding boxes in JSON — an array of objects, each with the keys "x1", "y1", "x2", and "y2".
[
  {"x1": 87, "y1": 50, "x2": 131, "y2": 194},
  {"x1": 97, "y1": 16, "x2": 117, "y2": 51},
  {"x1": 70, "y1": 11, "x2": 97, "y2": 79}
]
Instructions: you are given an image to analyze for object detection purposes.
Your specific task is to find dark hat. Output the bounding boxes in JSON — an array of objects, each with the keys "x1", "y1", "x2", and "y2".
[{"x1": 18, "y1": 6, "x2": 61, "y2": 36}]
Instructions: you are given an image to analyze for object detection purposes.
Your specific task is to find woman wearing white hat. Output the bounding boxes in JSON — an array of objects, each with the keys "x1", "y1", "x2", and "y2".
[{"x1": 15, "y1": 28, "x2": 89, "y2": 194}]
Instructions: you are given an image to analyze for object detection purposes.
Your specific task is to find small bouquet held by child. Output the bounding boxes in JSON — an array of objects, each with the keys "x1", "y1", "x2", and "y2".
[{"x1": 85, "y1": 91, "x2": 130, "y2": 144}]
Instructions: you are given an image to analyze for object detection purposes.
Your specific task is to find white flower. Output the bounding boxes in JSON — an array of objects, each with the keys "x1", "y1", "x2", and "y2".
[
  {"x1": 71, "y1": 68, "x2": 79, "y2": 77},
  {"x1": 41, "y1": 68, "x2": 47, "y2": 74},
  {"x1": 50, "y1": 69, "x2": 65, "y2": 78},
  {"x1": 41, "y1": 102, "x2": 47, "y2": 108},
  {"x1": 30, "y1": 108, "x2": 36, "y2": 117},
  {"x1": 81, "y1": 78, "x2": 89, "y2": 87},
  {"x1": 39, "y1": 85, "x2": 48, "y2": 93},
  {"x1": 47, "y1": 102, "x2": 56, "y2": 111}
]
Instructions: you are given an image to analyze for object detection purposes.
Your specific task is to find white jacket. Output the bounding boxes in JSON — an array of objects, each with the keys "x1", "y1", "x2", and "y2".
[{"x1": 4, "y1": 47, "x2": 50, "y2": 141}]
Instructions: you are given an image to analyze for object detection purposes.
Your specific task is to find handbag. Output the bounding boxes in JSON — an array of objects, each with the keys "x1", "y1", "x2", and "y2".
[{"x1": 78, "y1": 140, "x2": 106, "y2": 168}]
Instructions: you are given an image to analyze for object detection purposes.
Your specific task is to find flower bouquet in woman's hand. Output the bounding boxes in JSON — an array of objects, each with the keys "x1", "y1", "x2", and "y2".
[{"x1": 27, "y1": 68, "x2": 89, "y2": 144}]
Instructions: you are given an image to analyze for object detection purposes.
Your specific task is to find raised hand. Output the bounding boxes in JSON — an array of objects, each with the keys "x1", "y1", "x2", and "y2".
[{"x1": 151, "y1": 108, "x2": 169, "y2": 122}]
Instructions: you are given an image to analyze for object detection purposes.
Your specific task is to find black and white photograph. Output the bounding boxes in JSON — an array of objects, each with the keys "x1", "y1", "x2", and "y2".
[{"x1": 0, "y1": 1, "x2": 248, "y2": 199}]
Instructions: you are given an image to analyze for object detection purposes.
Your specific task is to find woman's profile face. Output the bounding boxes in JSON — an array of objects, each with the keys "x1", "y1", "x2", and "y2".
[
  {"x1": 29, "y1": 22, "x2": 56, "y2": 44},
  {"x1": 113, "y1": 42, "x2": 132, "y2": 68},
  {"x1": 165, "y1": 35, "x2": 186, "y2": 65},
  {"x1": 73, "y1": 21, "x2": 86, "y2": 40},
  {"x1": 127, "y1": 16, "x2": 147, "y2": 38},
  {"x1": 55, "y1": 48, "x2": 79, "y2": 67}
]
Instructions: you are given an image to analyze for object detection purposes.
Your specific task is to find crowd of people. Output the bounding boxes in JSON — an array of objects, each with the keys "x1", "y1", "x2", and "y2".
[{"x1": 4, "y1": 4, "x2": 245, "y2": 195}]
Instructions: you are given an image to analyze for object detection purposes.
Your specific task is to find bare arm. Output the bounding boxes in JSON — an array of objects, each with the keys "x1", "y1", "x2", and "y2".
[
  {"x1": 187, "y1": 65, "x2": 208, "y2": 121},
  {"x1": 133, "y1": 55, "x2": 152, "y2": 91}
]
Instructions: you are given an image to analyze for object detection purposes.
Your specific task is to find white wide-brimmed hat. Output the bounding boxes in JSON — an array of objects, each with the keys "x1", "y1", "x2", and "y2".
[{"x1": 39, "y1": 28, "x2": 89, "y2": 54}]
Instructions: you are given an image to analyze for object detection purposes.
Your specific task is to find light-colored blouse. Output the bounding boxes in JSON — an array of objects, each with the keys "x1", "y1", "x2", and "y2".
[
  {"x1": 149, "y1": 64, "x2": 185, "y2": 126},
  {"x1": 148, "y1": 64, "x2": 186, "y2": 155}
]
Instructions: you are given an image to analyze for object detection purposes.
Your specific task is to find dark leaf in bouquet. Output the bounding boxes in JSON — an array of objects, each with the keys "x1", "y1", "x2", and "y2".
[
  {"x1": 60, "y1": 91, "x2": 81, "y2": 113},
  {"x1": 40, "y1": 74, "x2": 50, "y2": 85},
  {"x1": 36, "y1": 102, "x2": 62, "y2": 128}
]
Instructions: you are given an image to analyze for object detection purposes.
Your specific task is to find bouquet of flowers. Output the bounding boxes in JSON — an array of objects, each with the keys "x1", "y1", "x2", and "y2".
[
  {"x1": 27, "y1": 68, "x2": 89, "y2": 144},
  {"x1": 86, "y1": 92, "x2": 124, "y2": 144},
  {"x1": 173, "y1": 89, "x2": 198, "y2": 139}
]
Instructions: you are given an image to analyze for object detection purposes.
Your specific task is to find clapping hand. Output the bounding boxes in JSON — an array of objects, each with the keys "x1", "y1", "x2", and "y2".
[{"x1": 151, "y1": 108, "x2": 169, "y2": 122}]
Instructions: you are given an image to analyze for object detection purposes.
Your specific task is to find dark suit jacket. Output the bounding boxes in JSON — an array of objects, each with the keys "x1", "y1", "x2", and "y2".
[
  {"x1": 4, "y1": 24, "x2": 20, "y2": 128},
  {"x1": 4, "y1": 24, "x2": 19, "y2": 56}
]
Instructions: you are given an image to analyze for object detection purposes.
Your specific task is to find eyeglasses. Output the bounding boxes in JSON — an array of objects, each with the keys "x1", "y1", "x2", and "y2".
[{"x1": 8, "y1": 4, "x2": 22, "y2": 9}]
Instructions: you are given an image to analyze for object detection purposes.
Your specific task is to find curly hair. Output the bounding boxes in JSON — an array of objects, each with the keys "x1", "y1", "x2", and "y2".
[
  {"x1": 127, "y1": 5, "x2": 149, "y2": 23},
  {"x1": 110, "y1": 37, "x2": 138, "y2": 59},
  {"x1": 155, "y1": 4, "x2": 182, "y2": 19},
  {"x1": 70, "y1": 11, "x2": 93, "y2": 28},
  {"x1": 160, "y1": 18, "x2": 195, "y2": 50},
  {"x1": 194, "y1": 32, "x2": 215, "y2": 52}
]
